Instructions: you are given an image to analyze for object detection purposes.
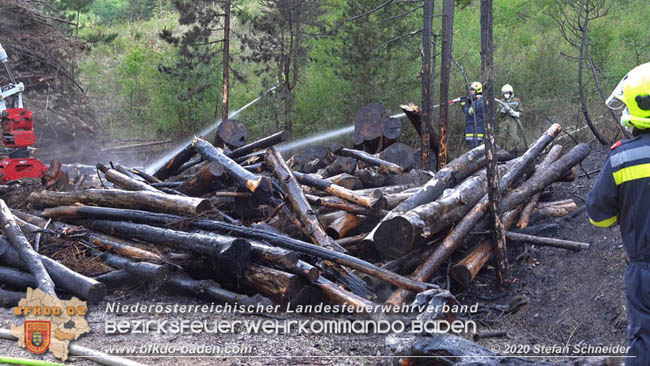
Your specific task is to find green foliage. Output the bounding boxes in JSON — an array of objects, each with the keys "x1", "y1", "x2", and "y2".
[{"x1": 76, "y1": 0, "x2": 650, "y2": 148}]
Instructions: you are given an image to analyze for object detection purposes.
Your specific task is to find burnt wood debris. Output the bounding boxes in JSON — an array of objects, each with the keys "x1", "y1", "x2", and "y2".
[{"x1": 0, "y1": 112, "x2": 591, "y2": 326}]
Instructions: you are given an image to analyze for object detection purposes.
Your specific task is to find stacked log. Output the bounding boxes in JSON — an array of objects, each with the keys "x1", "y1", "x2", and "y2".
[{"x1": 0, "y1": 123, "x2": 591, "y2": 315}]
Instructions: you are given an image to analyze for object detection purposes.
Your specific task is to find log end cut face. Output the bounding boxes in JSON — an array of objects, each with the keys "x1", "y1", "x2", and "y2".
[
  {"x1": 217, "y1": 119, "x2": 248, "y2": 149},
  {"x1": 354, "y1": 103, "x2": 387, "y2": 142},
  {"x1": 373, "y1": 216, "x2": 416, "y2": 259}
]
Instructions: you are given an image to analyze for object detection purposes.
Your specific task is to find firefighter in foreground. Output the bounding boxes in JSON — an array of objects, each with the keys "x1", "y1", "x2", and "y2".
[
  {"x1": 586, "y1": 62, "x2": 650, "y2": 366},
  {"x1": 460, "y1": 81, "x2": 485, "y2": 149}
]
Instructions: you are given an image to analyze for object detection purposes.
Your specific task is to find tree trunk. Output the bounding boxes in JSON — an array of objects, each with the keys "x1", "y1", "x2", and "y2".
[
  {"x1": 480, "y1": 0, "x2": 509, "y2": 286},
  {"x1": 28, "y1": 189, "x2": 210, "y2": 216},
  {"x1": 218, "y1": 0, "x2": 231, "y2": 141},
  {"x1": 360, "y1": 145, "x2": 487, "y2": 249},
  {"x1": 577, "y1": 0, "x2": 609, "y2": 145},
  {"x1": 193, "y1": 137, "x2": 273, "y2": 203},
  {"x1": 420, "y1": 0, "x2": 434, "y2": 169},
  {"x1": 97, "y1": 163, "x2": 161, "y2": 193},
  {"x1": 516, "y1": 145, "x2": 564, "y2": 228},
  {"x1": 438, "y1": 0, "x2": 455, "y2": 169},
  {"x1": 153, "y1": 144, "x2": 196, "y2": 180},
  {"x1": 0, "y1": 200, "x2": 55, "y2": 295},
  {"x1": 77, "y1": 219, "x2": 251, "y2": 277},
  {"x1": 385, "y1": 124, "x2": 565, "y2": 305}
]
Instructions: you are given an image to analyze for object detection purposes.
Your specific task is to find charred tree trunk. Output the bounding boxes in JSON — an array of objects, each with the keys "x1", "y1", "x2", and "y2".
[
  {"x1": 167, "y1": 273, "x2": 271, "y2": 306},
  {"x1": 77, "y1": 219, "x2": 251, "y2": 277},
  {"x1": 361, "y1": 145, "x2": 487, "y2": 249},
  {"x1": 153, "y1": 144, "x2": 196, "y2": 180},
  {"x1": 227, "y1": 130, "x2": 289, "y2": 159},
  {"x1": 338, "y1": 148, "x2": 403, "y2": 175},
  {"x1": 385, "y1": 124, "x2": 564, "y2": 305},
  {"x1": 0, "y1": 200, "x2": 55, "y2": 295},
  {"x1": 421, "y1": 0, "x2": 434, "y2": 169},
  {"x1": 265, "y1": 147, "x2": 344, "y2": 252},
  {"x1": 481, "y1": 0, "x2": 510, "y2": 286},
  {"x1": 400, "y1": 103, "x2": 439, "y2": 164},
  {"x1": 28, "y1": 189, "x2": 210, "y2": 216},
  {"x1": 177, "y1": 161, "x2": 227, "y2": 196},
  {"x1": 438, "y1": 0, "x2": 455, "y2": 169},
  {"x1": 40, "y1": 205, "x2": 432, "y2": 292},
  {"x1": 0, "y1": 236, "x2": 106, "y2": 303},
  {"x1": 97, "y1": 163, "x2": 161, "y2": 193},
  {"x1": 517, "y1": 145, "x2": 564, "y2": 228},
  {"x1": 293, "y1": 171, "x2": 387, "y2": 210},
  {"x1": 193, "y1": 137, "x2": 273, "y2": 203}
]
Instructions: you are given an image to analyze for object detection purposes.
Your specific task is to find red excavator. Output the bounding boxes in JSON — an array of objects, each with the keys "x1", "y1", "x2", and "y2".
[{"x1": 0, "y1": 43, "x2": 48, "y2": 184}]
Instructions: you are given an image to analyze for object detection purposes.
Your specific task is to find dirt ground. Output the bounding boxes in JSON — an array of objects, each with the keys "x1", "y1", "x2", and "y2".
[{"x1": 0, "y1": 143, "x2": 629, "y2": 366}]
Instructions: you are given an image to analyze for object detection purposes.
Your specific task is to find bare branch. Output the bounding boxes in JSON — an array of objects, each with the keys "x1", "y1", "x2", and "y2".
[
  {"x1": 383, "y1": 4, "x2": 423, "y2": 22},
  {"x1": 371, "y1": 28, "x2": 423, "y2": 54},
  {"x1": 346, "y1": 0, "x2": 394, "y2": 21}
]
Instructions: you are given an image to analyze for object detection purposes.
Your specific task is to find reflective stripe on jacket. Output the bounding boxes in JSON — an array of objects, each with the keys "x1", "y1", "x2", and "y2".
[{"x1": 586, "y1": 132, "x2": 650, "y2": 261}]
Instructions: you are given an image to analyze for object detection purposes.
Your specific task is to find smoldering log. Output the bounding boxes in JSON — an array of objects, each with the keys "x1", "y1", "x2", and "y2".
[
  {"x1": 28, "y1": 189, "x2": 211, "y2": 216},
  {"x1": 177, "y1": 161, "x2": 227, "y2": 196},
  {"x1": 505, "y1": 232, "x2": 589, "y2": 250},
  {"x1": 215, "y1": 119, "x2": 248, "y2": 149},
  {"x1": 0, "y1": 236, "x2": 106, "y2": 303},
  {"x1": 516, "y1": 145, "x2": 564, "y2": 229},
  {"x1": 265, "y1": 147, "x2": 345, "y2": 252},
  {"x1": 385, "y1": 124, "x2": 566, "y2": 305},
  {"x1": 293, "y1": 171, "x2": 386, "y2": 210},
  {"x1": 97, "y1": 163, "x2": 161, "y2": 193},
  {"x1": 77, "y1": 219, "x2": 251, "y2": 277},
  {"x1": 194, "y1": 137, "x2": 273, "y2": 203},
  {"x1": 39, "y1": 205, "x2": 432, "y2": 292},
  {"x1": 0, "y1": 288, "x2": 24, "y2": 308},
  {"x1": 338, "y1": 148, "x2": 404, "y2": 175},
  {"x1": 0, "y1": 200, "x2": 55, "y2": 295},
  {"x1": 227, "y1": 130, "x2": 288, "y2": 159},
  {"x1": 167, "y1": 273, "x2": 272, "y2": 306},
  {"x1": 153, "y1": 143, "x2": 196, "y2": 180},
  {"x1": 361, "y1": 144, "x2": 488, "y2": 250}
]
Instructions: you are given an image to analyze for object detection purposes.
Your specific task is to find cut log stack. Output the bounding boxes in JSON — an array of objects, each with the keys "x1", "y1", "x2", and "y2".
[{"x1": 0, "y1": 123, "x2": 591, "y2": 312}]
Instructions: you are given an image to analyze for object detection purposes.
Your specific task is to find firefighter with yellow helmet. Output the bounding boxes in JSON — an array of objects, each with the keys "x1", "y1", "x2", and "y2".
[{"x1": 587, "y1": 62, "x2": 650, "y2": 366}]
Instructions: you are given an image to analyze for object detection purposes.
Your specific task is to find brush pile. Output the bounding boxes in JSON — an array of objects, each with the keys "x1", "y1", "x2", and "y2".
[{"x1": 0, "y1": 122, "x2": 591, "y2": 318}]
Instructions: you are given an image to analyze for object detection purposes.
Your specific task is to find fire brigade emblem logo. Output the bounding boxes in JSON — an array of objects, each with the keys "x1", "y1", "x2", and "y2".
[{"x1": 24, "y1": 321, "x2": 51, "y2": 354}]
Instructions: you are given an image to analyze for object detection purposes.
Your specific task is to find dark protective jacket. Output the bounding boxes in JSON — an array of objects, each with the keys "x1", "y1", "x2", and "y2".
[
  {"x1": 586, "y1": 131, "x2": 650, "y2": 366},
  {"x1": 586, "y1": 132, "x2": 650, "y2": 259},
  {"x1": 462, "y1": 95, "x2": 485, "y2": 143}
]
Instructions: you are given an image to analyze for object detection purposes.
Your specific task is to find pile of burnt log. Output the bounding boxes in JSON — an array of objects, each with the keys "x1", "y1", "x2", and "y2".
[{"x1": 0, "y1": 121, "x2": 591, "y2": 315}]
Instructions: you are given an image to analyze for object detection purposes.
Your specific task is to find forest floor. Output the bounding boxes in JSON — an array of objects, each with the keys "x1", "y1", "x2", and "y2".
[{"x1": 0, "y1": 141, "x2": 628, "y2": 366}]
